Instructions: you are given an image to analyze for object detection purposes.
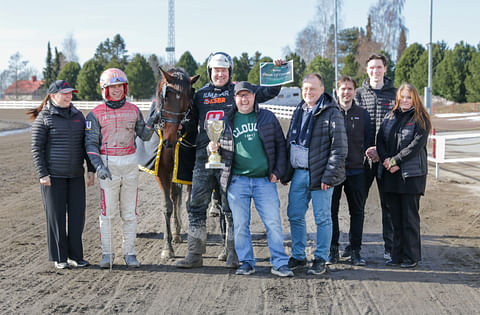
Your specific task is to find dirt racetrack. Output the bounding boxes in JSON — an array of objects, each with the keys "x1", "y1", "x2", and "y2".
[{"x1": 0, "y1": 109, "x2": 479, "y2": 314}]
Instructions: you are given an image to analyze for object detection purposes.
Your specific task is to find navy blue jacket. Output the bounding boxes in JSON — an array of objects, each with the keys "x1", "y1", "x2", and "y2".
[
  {"x1": 338, "y1": 101, "x2": 373, "y2": 175},
  {"x1": 219, "y1": 101, "x2": 286, "y2": 193}
]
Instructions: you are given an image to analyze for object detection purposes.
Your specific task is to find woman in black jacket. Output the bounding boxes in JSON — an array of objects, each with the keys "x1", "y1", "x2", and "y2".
[
  {"x1": 29, "y1": 80, "x2": 95, "y2": 269},
  {"x1": 376, "y1": 83, "x2": 431, "y2": 269}
]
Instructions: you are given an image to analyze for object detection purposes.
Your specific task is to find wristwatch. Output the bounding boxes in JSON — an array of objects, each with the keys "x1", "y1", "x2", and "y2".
[{"x1": 389, "y1": 158, "x2": 397, "y2": 168}]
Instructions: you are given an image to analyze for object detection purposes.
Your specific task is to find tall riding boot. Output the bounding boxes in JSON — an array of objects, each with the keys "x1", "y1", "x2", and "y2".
[
  {"x1": 225, "y1": 214, "x2": 239, "y2": 268},
  {"x1": 175, "y1": 226, "x2": 206, "y2": 268}
]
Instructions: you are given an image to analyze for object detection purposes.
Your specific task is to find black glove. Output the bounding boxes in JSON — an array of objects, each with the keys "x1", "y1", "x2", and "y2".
[{"x1": 96, "y1": 165, "x2": 112, "y2": 180}]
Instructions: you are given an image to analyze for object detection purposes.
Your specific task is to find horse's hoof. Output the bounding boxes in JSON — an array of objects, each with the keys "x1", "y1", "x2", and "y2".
[
  {"x1": 160, "y1": 249, "x2": 174, "y2": 261},
  {"x1": 172, "y1": 234, "x2": 182, "y2": 244}
]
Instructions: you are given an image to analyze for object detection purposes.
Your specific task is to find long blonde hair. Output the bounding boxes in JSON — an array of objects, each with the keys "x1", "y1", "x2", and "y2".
[{"x1": 393, "y1": 83, "x2": 431, "y2": 133}]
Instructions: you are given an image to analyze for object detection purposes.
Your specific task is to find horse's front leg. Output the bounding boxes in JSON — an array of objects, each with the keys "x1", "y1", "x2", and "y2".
[
  {"x1": 156, "y1": 176, "x2": 175, "y2": 261},
  {"x1": 171, "y1": 183, "x2": 183, "y2": 244}
]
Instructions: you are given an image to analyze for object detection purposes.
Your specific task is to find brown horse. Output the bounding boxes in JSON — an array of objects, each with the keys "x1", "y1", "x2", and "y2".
[{"x1": 154, "y1": 67, "x2": 199, "y2": 260}]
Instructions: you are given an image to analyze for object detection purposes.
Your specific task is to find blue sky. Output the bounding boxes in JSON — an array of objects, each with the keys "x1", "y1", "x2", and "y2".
[{"x1": 0, "y1": 0, "x2": 477, "y2": 74}]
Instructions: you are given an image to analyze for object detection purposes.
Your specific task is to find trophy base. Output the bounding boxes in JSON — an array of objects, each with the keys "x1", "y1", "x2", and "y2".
[{"x1": 205, "y1": 162, "x2": 225, "y2": 169}]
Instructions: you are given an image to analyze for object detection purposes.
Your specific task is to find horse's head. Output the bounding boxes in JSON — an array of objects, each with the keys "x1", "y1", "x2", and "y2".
[{"x1": 156, "y1": 67, "x2": 199, "y2": 147}]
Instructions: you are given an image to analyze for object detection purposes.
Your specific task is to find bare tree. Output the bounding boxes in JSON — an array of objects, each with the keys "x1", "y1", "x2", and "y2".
[
  {"x1": 0, "y1": 70, "x2": 11, "y2": 95},
  {"x1": 62, "y1": 32, "x2": 79, "y2": 63},
  {"x1": 368, "y1": 0, "x2": 407, "y2": 60},
  {"x1": 7, "y1": 52, "x2": 37, "y2": 100},
  {"x1": 294, "y1": 0, "x2": 343, "y2": 64}
]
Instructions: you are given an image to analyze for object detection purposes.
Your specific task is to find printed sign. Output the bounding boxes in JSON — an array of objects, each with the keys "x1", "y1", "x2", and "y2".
[{"x1": 260, "y1": 60, "x2": 294, "y2": 86}]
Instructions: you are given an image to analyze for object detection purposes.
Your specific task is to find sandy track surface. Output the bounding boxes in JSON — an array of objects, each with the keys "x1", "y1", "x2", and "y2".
[{"x1": 0, "y1": 109, "x2": 479, "y2": 314}]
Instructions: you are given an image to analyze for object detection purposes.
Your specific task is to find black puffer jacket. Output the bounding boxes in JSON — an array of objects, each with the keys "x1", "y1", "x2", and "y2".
[
  {"x1": 282, "y1": 93, "x2": 347, "y2": 190},
  {"x1": 376, "y1": 108, "x2": 429, "y2": 180},
  {"x1": 219, "y1": 102, "x2": 286, "y2": 193},
  {"x1": 32, "y1": 102, "x2": 94, "y2": 179},
  {"x1": 355, "y1": 77, "x2": 396, "y2": 137}
]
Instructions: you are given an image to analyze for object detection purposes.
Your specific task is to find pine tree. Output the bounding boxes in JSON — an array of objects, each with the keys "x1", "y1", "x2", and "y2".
[
  {"x1": 43, "y1": 42, "x2": 55, "y2": 87},
  {"x1": 305, "y1": 55, "x2": 335, "y2": 94},
  {"x1": 76, "y1": 59, "x2": 103, "y2": 101},
  {"x1": 433, "y1": 42, "x2": 474, "y2": 102},
  {"x1": 465, "y1": 50, "x2": 480, "y2": 102},
  {"x1": 176, "y1": 51, "x2": 198, "y2": 77},
  {"x1": 340, "y1": 53, "x2": 360, "y2": 79},
  {"x1": 57, "y1": 62, "x2": 81, "y2": 99},
  {"x1": 124, "y1": 54, "x2": 155, "y2": 100},
  {"x1": 52, "y1": 47, "x2": 65, "y2": 81},
  {"x1": 248, "y1": 57, "x2": 273, "y2": 85},
  {"x1": 394, "y1": 43, "x2": 425, "y2": 87},
  {"x1": 193, "y1": 58, "x2": 209, "y2": 90},
  {"x1": 409, "y1": 42, "x2": 447, "y2": 93},
  {"x1": 232, "y1": 53, "x2": 251, "y2": 82},
  {"x1": 284, "y1": 52, "x2": 306, "y2": 88}
]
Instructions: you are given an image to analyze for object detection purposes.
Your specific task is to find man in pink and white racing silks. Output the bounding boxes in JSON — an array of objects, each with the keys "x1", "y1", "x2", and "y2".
[{"x1": 85, "y1": 68, "x2": 159, "y2": 269}]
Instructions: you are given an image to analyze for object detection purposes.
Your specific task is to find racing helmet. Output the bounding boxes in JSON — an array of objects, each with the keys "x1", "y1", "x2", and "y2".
[
  {"x1": 99, "y1": 68, "x2": 129, "y2": 100},
  {"x1": 207, "y1": 52, "x2": 234, "y2": 83}
]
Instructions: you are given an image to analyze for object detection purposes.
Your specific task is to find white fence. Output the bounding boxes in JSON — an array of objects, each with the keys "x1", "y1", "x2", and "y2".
[
  {"x1": 0, "y1": 101, "x2": 153, "y2": 111},
  {"x1": 0, "y1": 101, "x2": 296, "y2": 119},
  {"x1": 428, "y1": 133, "x2": 480, "y2": 179}
]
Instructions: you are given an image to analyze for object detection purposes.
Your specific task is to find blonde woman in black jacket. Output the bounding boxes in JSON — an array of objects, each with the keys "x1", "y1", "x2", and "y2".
[
  {"x1": 376, "y1": 83, "x2": 431, "y2": 269},
  {"x1": 30, "y1": 80, "x2": 95, "y2": 269}
]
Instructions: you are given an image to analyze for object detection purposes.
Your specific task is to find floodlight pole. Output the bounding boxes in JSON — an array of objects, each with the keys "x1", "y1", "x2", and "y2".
[
  {"x1": 334, "y1": 0, "x2": 338, "y2": 95},
  {"x1": 425, "y1": 0, "x2": 433, "y2": 114}
]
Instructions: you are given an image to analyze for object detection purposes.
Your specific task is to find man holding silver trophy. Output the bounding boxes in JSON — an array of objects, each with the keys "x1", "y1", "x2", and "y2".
[
  {"x1": 176, "y1": 52, "x2": 284, "y2": 269},
  {"x1": 215, "y1": 81, "x2": 293, "y2": 277}
]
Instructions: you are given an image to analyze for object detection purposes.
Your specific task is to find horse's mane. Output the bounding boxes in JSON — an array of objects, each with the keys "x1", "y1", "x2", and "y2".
[{"x1": 159, "y1": 68, "x2": 192, "y2": 100}]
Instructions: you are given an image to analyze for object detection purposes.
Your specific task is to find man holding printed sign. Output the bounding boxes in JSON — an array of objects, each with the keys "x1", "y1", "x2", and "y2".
[{"x1": 176, "y1": 52, "x2": 285, "y2": 269}]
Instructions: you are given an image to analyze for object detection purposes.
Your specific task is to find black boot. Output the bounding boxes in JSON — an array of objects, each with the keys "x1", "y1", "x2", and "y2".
[
  {"x1": 326, "y1": 245, "x2": 339, "y2": 265},
  {"x1": 351, "y1": 249, "x2": 366, "y2": 266}
]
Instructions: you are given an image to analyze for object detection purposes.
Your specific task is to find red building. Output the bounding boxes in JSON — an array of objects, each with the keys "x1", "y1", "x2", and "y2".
[{"x1": 3, "y1": 76, "x2": 45, "y2": 101}]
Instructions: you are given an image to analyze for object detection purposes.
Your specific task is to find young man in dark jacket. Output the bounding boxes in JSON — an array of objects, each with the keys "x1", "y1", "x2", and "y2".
[
  {"x1": 176, "y1": 53, "x2": 283, "y2": 268},
  {"x1": 214, "y1": 81, "x2": 293, "y2": 277},
  {"x1": 354, "y1": 53, "x2": 396, "y2": 261},
  {"x1": 282, "y1": 74, "x2": 347, "y2": 275},
  {"x1": 328, "y1": 76, "x2": 372, "y2": 266}
]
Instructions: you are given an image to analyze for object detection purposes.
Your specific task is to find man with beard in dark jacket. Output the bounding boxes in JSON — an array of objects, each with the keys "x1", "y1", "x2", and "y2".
[
  {"x1": 175, "y1": 52, "x2": 283, "y2": 268},
  {"x1": 213, "y1": 81, "x2": 293, "y2": 277},
  {"x1": 327, "y1": 76, "x2": 373, "y2": 267},
  {"x1": 283, "y1": 73, "x2": 347, "y2": 275},
  {"x1": 354, "y1": 53, "x2": 396, "y2": 261}
]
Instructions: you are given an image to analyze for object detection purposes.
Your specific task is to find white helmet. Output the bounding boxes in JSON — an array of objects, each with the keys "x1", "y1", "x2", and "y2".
[
  {"x1": 99, "y1": 68, "x2": 128, "y2": 100},
  {"x1": 207, "y1": 52, "x2": 234, "y2": 83}
]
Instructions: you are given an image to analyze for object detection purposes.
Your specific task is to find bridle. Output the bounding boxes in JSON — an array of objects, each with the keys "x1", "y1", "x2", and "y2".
[
  {"x1": 156, "y1": 75, "x2": 196, "y2": 149},
  {"x1": 156, "y1": 81, "x2": 190, "y2": 130}
]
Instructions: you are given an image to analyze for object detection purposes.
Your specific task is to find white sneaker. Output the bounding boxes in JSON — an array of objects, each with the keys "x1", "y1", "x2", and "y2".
[
  {"x1": 54, "y1": 261, "x2": 69, "y2": 269},
  {"x1": 384, "y1": 251, "x2": 391, "y2": 261}
]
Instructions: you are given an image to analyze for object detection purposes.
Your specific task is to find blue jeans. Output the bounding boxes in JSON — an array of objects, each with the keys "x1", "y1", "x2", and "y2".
[
  {"x1": 227, "y1": 175, "x2": 289, "y2": 269},
  {"x1": 287, "y1": 169, "x2": 333, "y2": 261}
]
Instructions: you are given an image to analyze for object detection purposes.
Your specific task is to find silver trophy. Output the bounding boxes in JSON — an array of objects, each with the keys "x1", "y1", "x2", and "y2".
[{"x1": 205, "y1": 120, "x2": 225, "y2": 169}]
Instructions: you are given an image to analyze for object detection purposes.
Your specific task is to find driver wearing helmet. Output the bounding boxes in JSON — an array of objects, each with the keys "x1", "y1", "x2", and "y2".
[
  {"x1": 85, "y1": 68, "x2": 159, "y2": 269},
  {"x1": 176, "y1": 52, "x2": 284, "y2": 269}
]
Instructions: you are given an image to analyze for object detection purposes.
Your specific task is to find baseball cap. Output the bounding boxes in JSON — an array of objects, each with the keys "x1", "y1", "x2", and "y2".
[
  {"x1": 48, "y1": 80, "x2": 78, "y2": 94},
  {"x1": 234, "y1": 81, "x2": 256, "y2": 95}
]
